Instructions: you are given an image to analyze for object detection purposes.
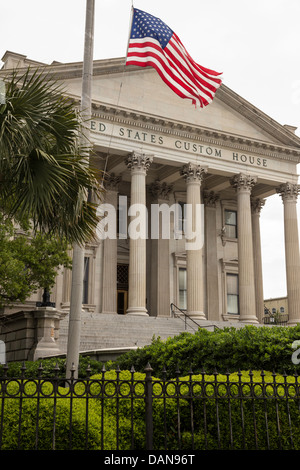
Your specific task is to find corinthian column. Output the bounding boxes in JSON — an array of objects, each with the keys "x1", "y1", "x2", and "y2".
[
  {"x1": 149, "y1": 180, "x2": 173, "y2": 317},
  {"x1": 277, "y1": 182, "x2": 300, "y2": 325},
  {"x1": 126, "y1": 152, "x2": 153, "y2": 315},
  {"x1": 251, "y1": 197, "x2": 266, "y2": 323},
  {"x1": 180, "y1": 163, "x2": 207, "y2": 320},
  {"x1": 203, "y1": 190, "x2": 220, "y2": 321},
  {"x1": 230, "y1": 173, "x2": 258, "y2": 323},
  {"x1": 101, "y1": 173, "x2": 120, "y2": 315}
]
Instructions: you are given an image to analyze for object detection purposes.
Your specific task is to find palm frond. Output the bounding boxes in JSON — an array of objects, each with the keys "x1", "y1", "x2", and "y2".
[{"x1": 0, "y1": 67, "x2": 104, "y2": 245}]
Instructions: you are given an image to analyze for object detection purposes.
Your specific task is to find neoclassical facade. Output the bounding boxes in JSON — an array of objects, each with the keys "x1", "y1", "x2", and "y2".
[{"x1": 2, "y1": 51, "x2": 300, "y2": 326}]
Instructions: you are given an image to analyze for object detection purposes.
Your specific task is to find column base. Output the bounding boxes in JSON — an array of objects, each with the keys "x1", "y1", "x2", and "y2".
[
  {"x1": 239, "y1": 316, "x2": 259, "y2": 324},
  {"x1": 126, "y1": 307, "x2": 149, "y2": 316},
  {"x1": 288, "y1": 319, "x2": 300, "y2": 326},
  {"x1": 188, "y1": 311, "x2": 206, "y2": 321}
]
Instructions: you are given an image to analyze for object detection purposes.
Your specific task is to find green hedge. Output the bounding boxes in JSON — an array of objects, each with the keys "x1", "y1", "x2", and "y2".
[
  {"x1": 1, "y1": 324, "x2": 300, "y2": 380},
  {"x1": 1, "y1": 370, "x2": 300, "y2": 450},
  {"x1": 111, "y1": 325, "x2": 300, "y2": 378}
]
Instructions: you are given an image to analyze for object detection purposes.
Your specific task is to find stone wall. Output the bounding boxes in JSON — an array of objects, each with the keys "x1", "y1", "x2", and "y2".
[{"x1": 0, "y1": 308, "x2": 65, "y2": 363}]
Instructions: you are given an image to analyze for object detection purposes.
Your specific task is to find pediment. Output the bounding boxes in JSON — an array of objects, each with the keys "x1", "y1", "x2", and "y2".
[
  {"x1": 62, "y1": 58, "x2": 300, "y2": 150},
  {"x1": 2, "y1": 52, "x2": 300, "y2": 152}
]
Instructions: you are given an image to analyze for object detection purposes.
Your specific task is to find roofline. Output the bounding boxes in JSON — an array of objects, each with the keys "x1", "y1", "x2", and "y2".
[{"x1": 1, "y1": 51, "x2": 300, "y2": 149}]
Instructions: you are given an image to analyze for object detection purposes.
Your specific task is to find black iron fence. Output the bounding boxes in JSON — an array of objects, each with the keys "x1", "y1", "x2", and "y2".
[{"x1": 0, "y1": 362, "x2": 300, "y2": 451}]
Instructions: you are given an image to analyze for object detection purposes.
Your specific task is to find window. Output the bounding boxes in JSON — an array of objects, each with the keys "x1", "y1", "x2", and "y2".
[
  {"x1": 178, "y1": 267, "x2": 187, "y2": 310},
  {"x1": 176, "y1": 201, "x2": 185, "y2": 232},
  {"x1": 225, "y1": 209, "x2": 237, "y2": 238},
  {"x1": 83, "y1": 257, "x2": 90, "y2": 304},
  {"x1": 227, "y1": 273, "x2": 239, "y2": 315}
]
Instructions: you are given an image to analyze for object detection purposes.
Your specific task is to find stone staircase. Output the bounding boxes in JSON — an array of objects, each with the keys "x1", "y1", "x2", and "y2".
[{"x1": 57, "y1": 312, "x2": 223, "y2": 357}]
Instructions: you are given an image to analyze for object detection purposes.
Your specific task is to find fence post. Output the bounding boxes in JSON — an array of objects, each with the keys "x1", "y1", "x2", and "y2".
[{"x1": 144, "y1": 362, "x2": 153, "y2": 450}]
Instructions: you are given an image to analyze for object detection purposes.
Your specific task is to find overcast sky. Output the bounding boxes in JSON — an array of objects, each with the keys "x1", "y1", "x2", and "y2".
[{"x1": 1, "y1": 0, "x2": 300, "y2": 300}]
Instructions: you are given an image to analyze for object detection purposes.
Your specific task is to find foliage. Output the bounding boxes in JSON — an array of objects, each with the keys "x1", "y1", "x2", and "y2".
[
  {"x1": 111, "y1": 325, "x2": 300, "y2": 377},
  {"x1": 0, "y1": 67, "x2": 102, "y2": 245},
  {"x1": 0, "y1": 214, "x2": 71, "y2": 308}
]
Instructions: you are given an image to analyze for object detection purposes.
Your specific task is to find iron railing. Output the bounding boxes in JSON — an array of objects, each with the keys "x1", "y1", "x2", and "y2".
[
  {"x1": 263, "y1": 313, "x2": 289, "y2": 326},
  {"x1": 170, "y1": 303, "x2": 219, "y2": 331},
  {"x1": 0, "y1": 362, "x2": 300, "y2": 451}
]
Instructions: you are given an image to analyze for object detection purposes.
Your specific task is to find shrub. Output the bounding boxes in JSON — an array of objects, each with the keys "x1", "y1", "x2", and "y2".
[{"x1": 112, "y1": 325, "x2": 300, "y2": 377}]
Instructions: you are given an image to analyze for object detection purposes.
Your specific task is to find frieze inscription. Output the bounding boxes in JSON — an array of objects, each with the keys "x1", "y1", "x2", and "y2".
[{"x1": 91, "y1": 120, "x2": 269, "y2": 168}]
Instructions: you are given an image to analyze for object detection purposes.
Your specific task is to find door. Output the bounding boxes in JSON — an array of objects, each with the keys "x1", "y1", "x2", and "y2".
[{"x1": 117, "y1": 290, "x2": 128, "y2": 315}]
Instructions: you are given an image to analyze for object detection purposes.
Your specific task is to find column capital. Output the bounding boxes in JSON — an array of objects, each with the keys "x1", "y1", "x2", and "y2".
[
  {"x1": 251, "y1": 197, "x2": 266, "y2": 214},
  {"x1": 276, "y1": 182, "x2": 300, "y2": 202},
  {"x1": 180, "y1": 163, "x2": 208, "y2": 184},
  {"x1": 230, "y1": 173, "x2": 257, "y2": 193},
  {"x1": 103, "y1": 172, "x2": 121, "y2": 191},
  {"x1": 148, "y1": 180, "x2": 173, "y2": 201},
  {"x1": 203, "y1": 190, "x2": 220, "y2": 208},
  {"x1": 125, "y1": 151, "x2": 153, "y2": 174}
]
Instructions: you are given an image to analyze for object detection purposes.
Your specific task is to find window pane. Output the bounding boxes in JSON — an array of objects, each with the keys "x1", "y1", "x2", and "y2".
[
  {"x1": 227, "y1": 294, "x2": 239, "y2": 314},
  {"x1": 179, "y1": 290, "x2": 187, "y2": 310},
  {"x1": 178, "y1": 268, "x2": 187, "y2": 310},
  {"x1": 226, "y1": 224, "x2": 237, "y2": 238},
  {"x1": 227, "y1": 273, "x2": 238, "y2": 294},
  {"x1": 179, "y1": 268, "x2": 187, "y2": 289},
  {"x1": 225, "y1": 210, "x2": 236, "y2": 225},
  {"x1": 176, "y1": 202, "x2": 185, "y2": 232},
  {"x1": 227, "y1": 273, "x2": 239, "y2": 314},
  {"x1": 83, "y1": 257, "x2": 90, "y2": 304},
  {"x1": 225, "y1": 210, "x2": 237, "y2": 238}
]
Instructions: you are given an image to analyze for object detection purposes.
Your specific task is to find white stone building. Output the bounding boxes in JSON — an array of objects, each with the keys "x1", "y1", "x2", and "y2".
[{"x1": 2, "y1": 50, "x2": 300, "y2": 342}]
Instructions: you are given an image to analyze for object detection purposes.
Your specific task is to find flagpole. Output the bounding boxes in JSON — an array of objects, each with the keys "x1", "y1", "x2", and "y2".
[
  {"x1": 66, "y1": 0, "x2": 95, "y2": 380},
  {"x1": 125, "y1": 5, "x2": 134, "y2": 64}
]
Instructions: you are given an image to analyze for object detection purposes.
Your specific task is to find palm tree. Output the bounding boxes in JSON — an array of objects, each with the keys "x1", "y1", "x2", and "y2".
[{"x1": 0, "y1": 67, "x2": 102, "y2": 245}]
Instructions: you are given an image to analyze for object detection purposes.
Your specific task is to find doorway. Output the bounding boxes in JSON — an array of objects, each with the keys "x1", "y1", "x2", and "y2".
[
  {"x1": 117, "y1": 264, "x2": 129, "y2": 314},
  {"x1": 117, "y1": 290, "x2": 128, "y2": 315}
]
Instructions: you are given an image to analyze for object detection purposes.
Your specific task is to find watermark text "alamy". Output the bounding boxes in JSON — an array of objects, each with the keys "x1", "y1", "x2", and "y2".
[{"x1": 96, "y1": 197, "x2": 204, "y2": 250}]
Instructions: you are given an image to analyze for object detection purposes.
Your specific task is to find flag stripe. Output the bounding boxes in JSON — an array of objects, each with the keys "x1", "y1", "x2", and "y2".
[
  {"x1": 170, "y1": 34, "x2": 221, "y2": 89},
  {"x1": 125, "y1": 8, "x2": 222, "y2": 107},
  {"x1": 127, "y1": 42, "x2": 205, "y2": 106},
  {"x1": 127, "y1": 39, "x2": 209, "y2": 106},
  {"x1": 164, "y1": 41, "x2": 216, "y2": 101}
]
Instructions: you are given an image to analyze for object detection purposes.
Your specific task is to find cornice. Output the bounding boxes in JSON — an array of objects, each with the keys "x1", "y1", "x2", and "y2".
[
  {"x1": 90, "y1": 101, "x2": 300, "y2": 163},
  {"x1": 216, "y1": 84, "x2": 300, "y2": 148}
]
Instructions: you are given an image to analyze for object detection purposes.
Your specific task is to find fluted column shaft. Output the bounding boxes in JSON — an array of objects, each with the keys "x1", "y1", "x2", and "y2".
[
  {"x1": 277, "y1": 183, "x2": 300, "y2": 325},
  {"x1": 251, "y1": 198, "x2": 265, "y2": 323},
  {"x1": 181, "y1": 163, "x2": 207, "y2": 320},
  {"x1": 102, "y1": 174, "x2": 120, "y2": 314},
  {"x1": 231, "y1": 173, "x2": 258, "y2": 323},
  {"x1": 149, "y1": 181, "x2": 173, "y2": 317},
  {"x1": 204, "y1": 190, "x2": 220, "y2": 321},
  {"x1": 126, "y1": 152, "x2": 153, "y2": 315}
]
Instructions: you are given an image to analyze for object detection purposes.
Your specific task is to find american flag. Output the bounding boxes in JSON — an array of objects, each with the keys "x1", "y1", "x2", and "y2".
[{"x1": 126, "y1": 8, "x2": 222, "y2": 108}]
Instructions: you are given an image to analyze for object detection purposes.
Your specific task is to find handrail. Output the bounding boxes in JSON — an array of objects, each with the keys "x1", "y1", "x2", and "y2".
[{"x1": 170, "y1": 303, "x2": 220, "y2": 331}]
